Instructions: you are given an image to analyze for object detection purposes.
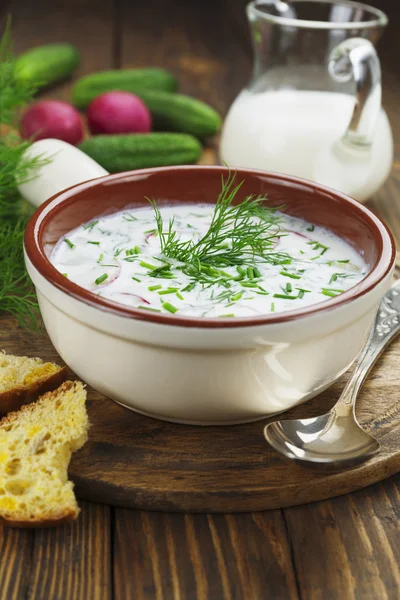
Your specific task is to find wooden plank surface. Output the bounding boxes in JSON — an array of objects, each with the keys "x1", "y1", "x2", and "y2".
[{"x1": 1, "y1": 0, "x2": 400, "y2": 598}]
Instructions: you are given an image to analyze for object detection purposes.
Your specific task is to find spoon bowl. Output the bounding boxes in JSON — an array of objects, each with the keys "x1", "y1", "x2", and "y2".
[{"x1": 264, "y1": 412, "x2": 380, "y2": 469}]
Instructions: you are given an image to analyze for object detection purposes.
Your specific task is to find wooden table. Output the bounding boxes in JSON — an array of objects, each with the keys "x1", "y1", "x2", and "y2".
[{"x1": 1, "y1": 1, "x2": 400, "y2": 598}]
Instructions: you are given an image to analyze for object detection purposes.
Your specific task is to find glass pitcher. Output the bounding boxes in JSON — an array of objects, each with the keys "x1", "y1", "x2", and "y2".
[{"x1": 220, "y1": 0, "x2": 393, "y2": 202}]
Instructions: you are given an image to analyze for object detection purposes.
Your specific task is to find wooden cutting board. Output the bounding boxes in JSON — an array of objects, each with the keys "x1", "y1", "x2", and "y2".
[{"x1": 2, "y1": 315, "x2": 400, "y2": 513}]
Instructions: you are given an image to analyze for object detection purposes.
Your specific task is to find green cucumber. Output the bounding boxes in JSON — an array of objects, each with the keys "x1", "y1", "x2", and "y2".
[
  {"x1": 14, "y1": 44, "x2": 79, "y2": 89},
  {"x1": 72, "y1": 68, "x2": 178, "y2": 109},
  {"x1": 78, "y1": 133, "x2": 202, "y2": 173},
  {"x1": 135, "y1": 90, "x2": 222, "y2": 139}
]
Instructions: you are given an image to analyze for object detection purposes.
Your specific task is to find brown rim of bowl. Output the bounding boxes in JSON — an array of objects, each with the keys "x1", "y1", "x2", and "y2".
[{"x1": 24, "y1": 165, "x2": 396, "y2": 329}]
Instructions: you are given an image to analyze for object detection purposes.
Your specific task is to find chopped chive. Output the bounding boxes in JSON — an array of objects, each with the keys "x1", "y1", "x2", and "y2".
[
  {"x1": 299, "y1": 250, "x2": 305, "y2": 255},
  {"x1": 63, "y1": 273, "x2": 68, "y2": 278},
  {"x1": 95, "y1": 273, "x2": 108, "y2": 285},
  {"x1": 256, "y1": 291, "x2": 269, "y2": 295},
  {"x1": 306, "y1": 224, "x2": 315, "y2": 232},
  {"x1": 114, "y1": 248, "x2": 123, "y2": 257},
  {"x1": 144, "y1": 228, "x2": 157, "y2": 234},
  {"x1": 280, "y1": 271, "x2": 301, "y2": 279},
  {"x1": 176, "y1": 292, "x2": 184, "y2": 300},
  {"x1": 219, "y1": 270, "x2": 235, "y2": 279},
  {"x1": 162, "y1": 302, "x2": 178, "y2": 314},
  {"x1": 286, "y1": 282, "x2": 292, "y2": 293},
  {"x1": 140, "y1": 261, "x2": 157, "y2": 270},
  {"x1": 138, "y1": 305, "x2": 161, "y2": 312},
  {"x1": 338, "y1": 259, "x2": 350, "y2": 263},
  {"x1": 236, "y1": 266, "x2": 246, "y2": 277},
  {"x1": 298, "y1": 290, "x2": 304, "y2": 299},
  {"x1": 97, "y1": 253, "x2": 104, "y2": 264},
  {"x1": 247, "y1": 267, "x2": 254, "y2": 279},
  {"x1": 182, "y1": 282, "x2": 196, "y2": 292},
  {"x1": 321, "y1": 288, "x2": 345, "y2": 297},
  {"x1": 329, "y1": 273, "x2": 338, "y2": 284},
  {"x1": 83, "y1": 220, "x2": 98, "y2": 231},
  {"x1": 132, "y1": 276, "x2": 141, "y2": 283},
  {"x1": 273, "y1": 293, "x2": 298, "y2": 300},
  {"x1": 240, "y1": 282, "x2": 259, "y2": 288},
  {"x1": 158, "y1": 288, "x2": 179, "y2": 295},
  {"x1": 101, "y1": 264, "x2": 119, "y2": 267},
  {"x1": 219, "y1": 314, "x2": 235, "y2": 318},
  {"x1": 134, "y1": 245, "x2": 141, "y2": 254},
  {"x1": 87, "y1": 241, "x2": 100, "y2": 246},
  {"x1": 231, "y1": 292, "x2": 243, "y2": 301},
  {"x1": 271, "y1": 302, "x2": 275, "y2": 312},
  {"x1": 253, "y1": 267, "x2": 261, "y2": 278},
  {"x1": 64, "y1": 238, "x2": 75, "y2": 249},
  {"x1": 123, "y1": 214, "x2": 137, "y2": 222},
  {"x1": 148, "y1": 284, "x2": 162, "y2": 291}
]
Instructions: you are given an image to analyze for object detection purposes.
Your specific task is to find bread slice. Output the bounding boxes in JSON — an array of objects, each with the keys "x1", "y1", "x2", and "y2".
[
  {"x1": 0, "y1": 381, "x2": 88, "y2": 527},
  {"x1": 0, "y1": 351, "x2": 67, "y2": 415}
]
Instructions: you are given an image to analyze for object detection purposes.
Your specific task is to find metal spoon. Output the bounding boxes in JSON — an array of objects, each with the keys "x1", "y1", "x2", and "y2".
[{"x1": 264, "y1": 279, "x2": 400, "y2": 469}]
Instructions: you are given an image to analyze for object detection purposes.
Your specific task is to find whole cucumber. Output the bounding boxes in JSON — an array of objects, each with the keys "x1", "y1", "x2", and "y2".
[
  {"x1": 72, "y1": 68, "x2": 178, "y2": 109},
  {"x1": 14, "y1": 44, "x2": 80, "y2": 89},
  {"x1": 78, "y1": 133, "x2": 202, "y2": 173},
  {"x1": 135, "y1": 90, "x2": 222, "y2": 139}
]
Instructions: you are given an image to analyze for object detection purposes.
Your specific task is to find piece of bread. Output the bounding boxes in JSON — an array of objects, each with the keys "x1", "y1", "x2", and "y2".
[
  {"x1": 0, "y1": 351, "x2": 68, "y2": 415},
  {"x1": 0, "y1": 380, "x2": 88, "y2": 527}
]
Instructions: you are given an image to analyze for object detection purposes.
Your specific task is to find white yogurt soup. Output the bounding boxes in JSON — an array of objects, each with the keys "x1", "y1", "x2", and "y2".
[{"x1": 51, "y1": 187, "x2": 368, "y2": 318}]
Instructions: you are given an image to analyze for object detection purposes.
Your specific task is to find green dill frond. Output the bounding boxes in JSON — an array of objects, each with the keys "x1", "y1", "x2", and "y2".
[
  {"x1": 0, "y1": 219, "x2": 41, "y2": 330},
  {"x1": 148, "y1": 171, "x2": 290, "y2": 280}
]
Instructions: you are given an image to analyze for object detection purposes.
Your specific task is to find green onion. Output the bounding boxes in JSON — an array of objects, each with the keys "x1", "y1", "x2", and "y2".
[
  {"x1": 138, "y1": 305, "x2": 161, "y2": 312},
  {"x1": 158, "y1": 288, "x2": 179, "y2": 295},
  {"x1": 163, "y1": 302, "x2": 178, "y2": 314},
  {"x1": 273, "y1": 293, "x2": 298, "y2": 300},
  {"x1": 95, "y1": 273, "x2": 108, "y2": 285},
  {"x1": 140, "y1": 261, "x2": 157, "y2": 270},
  {"x1": 83, "y1": 220, "x2": 98, "y2": 231},
  {"x1": 87, "y1": 241, "x2": 100, "y2": 246},
  {"x1": 64, "y1": 238, "x2": 75, "y2": 249},
  {"x1": 148, "y1": 284, "x2": 162, "y2": 291},
  {"x1": 280, "y1": 271, "x2": 301, "y2": 279},
  {"x1": 231, "y1": 292, "x2": 243, "y2": 301},
  {"x1": 182, "y1": 282, "x2": 196, "y2": 292}
]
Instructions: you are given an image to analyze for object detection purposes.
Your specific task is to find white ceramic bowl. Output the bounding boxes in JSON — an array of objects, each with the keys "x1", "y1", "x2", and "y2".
[{"x1": 24, "y1": 165, "x2": 395, "y2": 425}]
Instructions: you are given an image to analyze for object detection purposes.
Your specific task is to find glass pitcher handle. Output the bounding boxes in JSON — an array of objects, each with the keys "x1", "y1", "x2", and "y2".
[{"x1": 328, "y1": 38, "x2": 381, "y2": 149}]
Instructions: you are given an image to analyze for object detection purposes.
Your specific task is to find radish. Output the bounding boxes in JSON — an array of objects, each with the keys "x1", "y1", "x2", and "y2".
[
  {"x1": 21, "y1": 100, "x2": 84, "y2": 145},
  {"x1": 87, "y1": 91, "x2": 151, "y2": 135}
]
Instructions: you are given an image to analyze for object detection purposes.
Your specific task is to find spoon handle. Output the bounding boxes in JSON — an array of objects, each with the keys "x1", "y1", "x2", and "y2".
[{"x1": 337, "y1": 279, "x2": 400, "y2": 410}]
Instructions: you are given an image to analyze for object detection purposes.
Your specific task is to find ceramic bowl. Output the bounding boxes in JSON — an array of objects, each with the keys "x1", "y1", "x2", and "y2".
[{"x1": 24, "y1": 165, "x2": 395, "y2": 425}]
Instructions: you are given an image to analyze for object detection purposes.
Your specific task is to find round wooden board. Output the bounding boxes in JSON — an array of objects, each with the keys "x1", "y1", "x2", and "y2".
[{"x1": 68, "y1": 341, "x2": 400, "y2": 513}]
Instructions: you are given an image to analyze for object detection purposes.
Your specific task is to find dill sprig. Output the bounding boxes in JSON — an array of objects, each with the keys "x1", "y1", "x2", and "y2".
[
  {"x1": 148, "y1": 172, "x2": 290, "y2": 279},
  {"x1": 0, "y1": 220, "x2": 41, "y2": 329},
  {"x1": 0, "y1": 18, "x2": 47, "y2": 329}
]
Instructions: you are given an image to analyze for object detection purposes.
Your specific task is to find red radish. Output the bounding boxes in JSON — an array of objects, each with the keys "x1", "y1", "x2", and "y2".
[
  {"x1": 87, "y1": 91, "x2": 151, "y2": 134},
  {"x1": 21, "y1": 100, "x2": 84, "y2": 145}
]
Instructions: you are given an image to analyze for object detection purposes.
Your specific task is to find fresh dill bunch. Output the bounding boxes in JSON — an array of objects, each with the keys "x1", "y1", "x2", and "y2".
[
  {"x1": 148, "y1": 172, "x2": 290, "y2": 274},
  {"x1": 0, "y1": 18, "x2": 46, "y2": 222},
  {"x1": 0, "y1": 219, "x2": 41, "y2": 329},
  {"x1": 0, "y1": 18, "x2": 47, "y2": 330}
]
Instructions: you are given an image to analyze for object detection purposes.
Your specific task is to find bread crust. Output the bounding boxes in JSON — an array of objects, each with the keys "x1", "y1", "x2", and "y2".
[
  {"x1": 0, "y1": 508, "x2": 78, "y2": 528},
  {"x1": 0, "y1": 366, "x2": 68, "y2": 415}
]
